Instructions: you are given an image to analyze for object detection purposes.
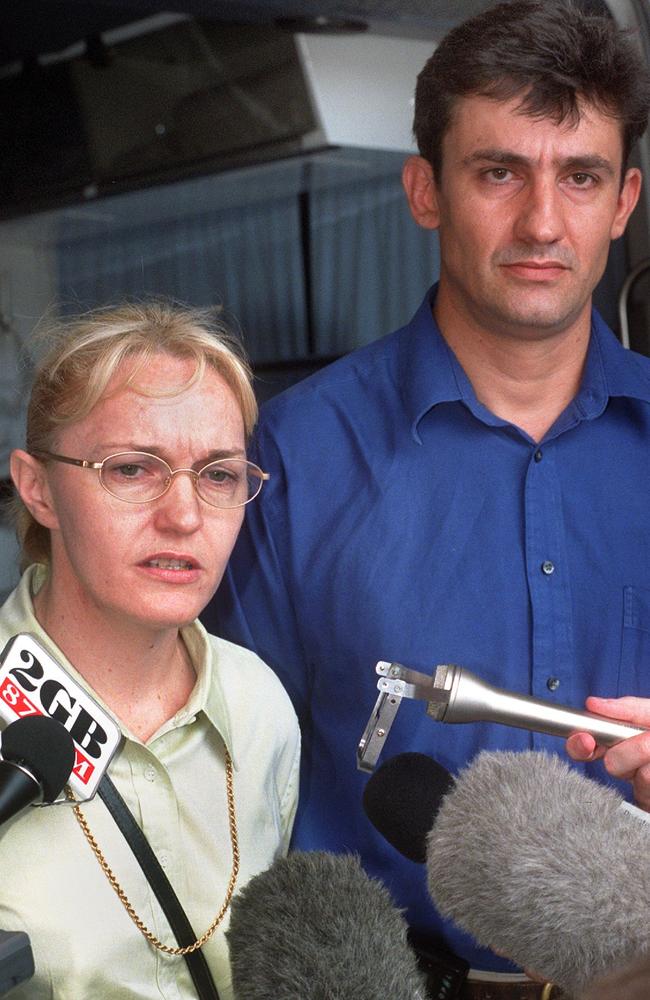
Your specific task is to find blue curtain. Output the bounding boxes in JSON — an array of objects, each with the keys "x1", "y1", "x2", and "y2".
[
  {"x1": 57, "y1": 192, "x2": 308, "y2": 364},
  {"x1": 56, "y1": 162, "x2": 440, "y2": 364},
  {"x1": 310, "y1": 174, "x2": 439, "y2": 355}
]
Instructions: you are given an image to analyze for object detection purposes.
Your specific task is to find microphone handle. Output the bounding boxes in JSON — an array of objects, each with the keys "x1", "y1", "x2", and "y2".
[
  {"x1": 0, "y1": 760, "x2": 42, "y2": 826},
  {"x1": 438, "y1": 666, "x2": 646, "y2": 745}
]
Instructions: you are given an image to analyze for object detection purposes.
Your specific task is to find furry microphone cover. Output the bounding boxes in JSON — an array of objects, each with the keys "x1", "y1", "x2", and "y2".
[
  {"x1": 227, "y1": 850, "x2": 426, "y2": 1000},
  {"x1": 426, "y1": 750, "x2": 650, "y2": 997}
]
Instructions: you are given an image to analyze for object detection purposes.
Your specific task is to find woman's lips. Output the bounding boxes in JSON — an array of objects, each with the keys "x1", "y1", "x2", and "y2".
[
  {"x1": 141, "y1": 556, "x2": 198, "y2": 570},
  {"x1": 137, "y1": 554, "x2": 202, "y2": 582}
]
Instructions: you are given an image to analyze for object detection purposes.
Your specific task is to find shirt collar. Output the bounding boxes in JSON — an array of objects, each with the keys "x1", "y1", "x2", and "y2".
[
  {"x1": 179, "y1": 620, "x2": 238, "y2": 767},
  {"x1": 399, "y1": 286, "x2": 650, "y2": 443},
  {"x1": 587, "y1": 307, "x2": 650, "y2": 404},
  {"x1": 3, "y1": 564, "x2": 237, "y2": 765},
  {"x1": 398, "y1": 285, "x2": 464, "y2": 443}
]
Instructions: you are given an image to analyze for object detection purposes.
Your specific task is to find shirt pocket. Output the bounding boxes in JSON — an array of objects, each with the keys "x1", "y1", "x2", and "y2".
[{"x1": 619, "y1": 586, "x2": 650, "y2": 695}]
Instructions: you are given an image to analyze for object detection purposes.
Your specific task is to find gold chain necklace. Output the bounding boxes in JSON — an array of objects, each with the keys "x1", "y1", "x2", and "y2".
[{"x1": 69, "y1": 749, "x2": 239, "y2": 955}]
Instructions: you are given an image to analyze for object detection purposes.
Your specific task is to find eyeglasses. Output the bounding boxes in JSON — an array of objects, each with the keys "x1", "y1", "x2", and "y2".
[{"x1": 32, "y1": 450, "x2": 270, "y2": 509}]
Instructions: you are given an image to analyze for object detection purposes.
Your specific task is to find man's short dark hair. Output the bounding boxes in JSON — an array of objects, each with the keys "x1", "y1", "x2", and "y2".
[{"x1": 414, "y1": 0, "x2": 650, "y2": 179}]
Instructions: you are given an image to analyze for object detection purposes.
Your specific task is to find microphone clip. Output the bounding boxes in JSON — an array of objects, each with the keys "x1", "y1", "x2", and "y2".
[{"x1": 357, "y1": 661, "x2": 451, "y2": 772}]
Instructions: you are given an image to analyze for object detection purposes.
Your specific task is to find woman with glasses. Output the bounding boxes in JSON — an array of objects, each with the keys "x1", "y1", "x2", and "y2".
[{"x1": 0, "y1": 302, "x2": 300, "y2": 1000}]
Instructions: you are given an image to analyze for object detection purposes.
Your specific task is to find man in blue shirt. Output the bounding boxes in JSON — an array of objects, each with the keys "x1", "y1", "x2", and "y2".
[{"x1": 205, "y1": 0, "x2": 650, "y2": 993}]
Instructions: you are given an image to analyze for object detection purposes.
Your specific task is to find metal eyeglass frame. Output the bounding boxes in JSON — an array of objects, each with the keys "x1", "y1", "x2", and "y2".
[{"x1": 31, "y1": 449, "x2": 270, "y2": 509}]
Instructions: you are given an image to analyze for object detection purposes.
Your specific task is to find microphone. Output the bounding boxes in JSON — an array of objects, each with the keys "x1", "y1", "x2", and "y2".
[
  {"x1": 0, "y1": 633, "x2": 122, "y2": 801},
  {"x1": 226, "y1": 850, "x2": 427, "y2": 999},
  {"x1": 426, "y1": 751, "x2": 650, "y2": 994},
  {"x1": 357, "y1": 660, "x2": 646, "y2": 771},
  {"x1": 0, "y1": 715, "x2": 76, "y2": 825},
  {"x1": 364, "y1": 750, "x2": 650, "y2": 996},
  {"x1": 362, "y1": 751, "x2": 454, "y2": 862}
]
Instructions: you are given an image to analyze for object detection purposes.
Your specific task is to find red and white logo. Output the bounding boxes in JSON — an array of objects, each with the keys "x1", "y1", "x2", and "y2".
[{"x1": 0, "y1": 633, "x2": 122, "y2": 800}]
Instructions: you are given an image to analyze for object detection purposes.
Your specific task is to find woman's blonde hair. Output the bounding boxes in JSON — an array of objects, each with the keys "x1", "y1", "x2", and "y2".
[{"x1": 16, "y1": 300, "x2": 258, "y2": 568}]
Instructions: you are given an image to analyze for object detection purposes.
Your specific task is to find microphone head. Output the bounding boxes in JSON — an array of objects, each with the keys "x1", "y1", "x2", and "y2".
[
  {"x1": 427, "y1": 751, "x2": 650, "y2": 996},
  {"x1": 363, "y1": 751, "x2": 454, "y2": 863},
  {"x1": 227, "y1": 850, "x2": 426, "y2": 999},
  {"x1": 1, "y1": 715, "x2": 76, "y2": 802}
]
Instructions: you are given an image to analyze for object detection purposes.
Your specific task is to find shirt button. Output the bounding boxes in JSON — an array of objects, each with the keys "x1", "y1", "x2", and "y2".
[
  {"x1": 541, "y1": 560, "x2": 555, "y2": 575},
  {"x1": 144, "y1": 764, "x2": 156, "y2": 782},
  {"x1": 547, "y1": 677, "x2": 561, "y2": 692},
  {"x1": 534, "y1": 449, "x2": 543, "y2": 462}
]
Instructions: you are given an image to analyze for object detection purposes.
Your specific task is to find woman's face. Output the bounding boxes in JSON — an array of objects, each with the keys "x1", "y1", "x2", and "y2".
[{"x1": 36, "y1": 353, "x2": 247, "y2": 634}]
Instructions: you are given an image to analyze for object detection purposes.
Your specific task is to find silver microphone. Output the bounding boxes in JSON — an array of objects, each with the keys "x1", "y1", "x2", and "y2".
[{"x1": 357, "y1": 661, "x2": 646, "y2": 771}]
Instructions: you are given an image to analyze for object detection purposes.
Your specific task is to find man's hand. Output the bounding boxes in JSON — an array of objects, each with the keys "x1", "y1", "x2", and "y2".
[{"x1": 566, "y1": 697, "x2": 650, "y2": 811}]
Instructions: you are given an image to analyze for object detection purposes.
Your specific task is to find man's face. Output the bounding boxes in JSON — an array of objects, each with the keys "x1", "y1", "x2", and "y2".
[{"x1": 404, "y1": 93, "x2": 641, "y2": 341}]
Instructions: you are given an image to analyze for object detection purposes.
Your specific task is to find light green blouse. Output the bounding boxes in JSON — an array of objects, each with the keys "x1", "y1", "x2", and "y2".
[{"x1": 0, "y1": 565, "x2": 300, "y2": 1000}]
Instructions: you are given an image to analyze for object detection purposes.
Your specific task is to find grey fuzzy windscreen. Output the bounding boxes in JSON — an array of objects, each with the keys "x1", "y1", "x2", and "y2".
[
  {"x1": 227, "y1": 850, "x2": 426, "y2": 1000},
  {"x1": 427, "y1": 750, "x2": 650, "y2": 997}
]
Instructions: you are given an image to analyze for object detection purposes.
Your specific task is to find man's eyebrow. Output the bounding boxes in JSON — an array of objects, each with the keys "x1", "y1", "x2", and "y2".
[
  {"x1": 560, "y1": 154, "x2": 616, "y2": 177},
  {"x1": 463, "y1": 149, "x2": 531, "y2": 168},
  {"x1": 463, "y1": 148, "x2": 616, "y2": 176}
]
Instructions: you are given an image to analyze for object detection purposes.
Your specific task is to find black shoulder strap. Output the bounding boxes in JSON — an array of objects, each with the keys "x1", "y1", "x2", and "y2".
[{"x1": 97, "y1": 773, "x2": 221, "y2": 1000}]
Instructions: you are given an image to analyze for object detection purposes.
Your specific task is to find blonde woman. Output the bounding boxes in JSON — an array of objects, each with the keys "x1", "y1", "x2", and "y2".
[{"x1": 0, "y1": 302, "x2": 300, "y2": 999}]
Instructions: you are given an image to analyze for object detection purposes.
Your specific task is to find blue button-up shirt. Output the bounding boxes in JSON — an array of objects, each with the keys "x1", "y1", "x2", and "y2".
[{"x1": 205, "y1": 286, "x2": 650, "y2": 970}]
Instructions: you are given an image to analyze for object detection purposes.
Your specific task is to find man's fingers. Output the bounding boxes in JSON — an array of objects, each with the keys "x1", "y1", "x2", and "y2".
[
  {"x1": 632, "y1": 762, "x2": 650, "y2": 812},
  {"x1": 586, "y1": 695, "x2": 650, "y2": 727},
  {"x1": 567, "y1": 697, "x2": 650, "y2": 812},
  {"x1": 601, "y1": 730, "x2": 650, "y2": 780},
  {"x1": 566, "y1": 730, "x2": 602, "y2": 761}
]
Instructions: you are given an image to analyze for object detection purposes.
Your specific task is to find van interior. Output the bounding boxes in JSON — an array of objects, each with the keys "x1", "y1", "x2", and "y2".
[{"x1": 0, "y1": 0, "x2": 649, "y2": 597}]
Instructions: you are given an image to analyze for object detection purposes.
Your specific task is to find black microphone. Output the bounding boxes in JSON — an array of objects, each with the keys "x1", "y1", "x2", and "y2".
[
  {"x1": 362, "y1": 750, "x2": 454, "y2": 862},
  {"x1": 0, "y1": 715, "x2": 76, "y2": 825},
  {"x1": 226, "y1": 850, "x2": 427, "y2": 999}
]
